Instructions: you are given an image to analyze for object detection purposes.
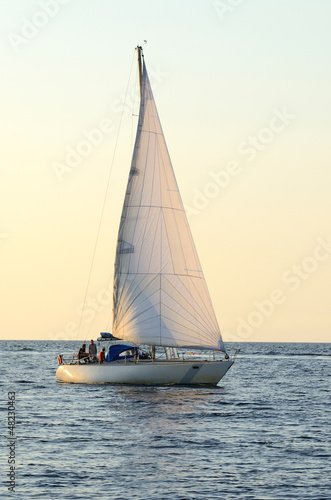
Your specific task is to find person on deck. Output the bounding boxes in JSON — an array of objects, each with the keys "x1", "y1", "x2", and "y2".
[
  {"x1": 88, "y1": 339, "x2": 97, "y2": 361},
  {"x1": 99, "y1": 347, "x2": 106, "y2": 364},
  {"x1": 78, "y1": 344, "x2": 89, "y2": 362}
]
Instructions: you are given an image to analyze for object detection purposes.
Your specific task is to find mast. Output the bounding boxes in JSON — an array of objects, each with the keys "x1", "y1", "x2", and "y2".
[{"x1": 137, "y1": 45, "x2": 143, "y2": 98}]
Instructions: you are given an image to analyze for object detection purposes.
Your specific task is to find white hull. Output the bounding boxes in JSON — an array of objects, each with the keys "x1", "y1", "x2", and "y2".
[{"x1": 56, "y1": 359, "x2": 233, "y2": 385}]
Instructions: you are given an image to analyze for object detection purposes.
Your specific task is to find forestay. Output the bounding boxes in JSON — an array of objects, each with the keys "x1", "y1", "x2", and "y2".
[{"x1": 112, "y1": 55, "x2": 225, "y2": 351}]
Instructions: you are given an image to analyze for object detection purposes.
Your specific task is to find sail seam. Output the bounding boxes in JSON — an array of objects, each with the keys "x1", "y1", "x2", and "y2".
[
  {"x1": 161, "y1": 275, "x2": 217, "y2": 333},
  {"x1": 114, "y1": 273, "x2": 149, "y2": 330},
  {"x1": 178, "y1": 274, "x2": 218, "y2": 334},
  {"x1": 126, "y1": 205, "x2": 185, "y2": 212},
  {"x1": 140, "y1": 130, "x2": 163, "y2": 135},
  {"x1": 116, "y1": 272, "x2": 206, "y2": 278},
  {"x1": 160, "y1": 297, "x2": 213, "y2": 335}
]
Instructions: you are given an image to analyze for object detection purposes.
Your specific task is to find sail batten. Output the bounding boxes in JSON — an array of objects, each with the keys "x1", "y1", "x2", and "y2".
[{"x1": 113, "y1": 54, "x2": 225, "y2": 351}]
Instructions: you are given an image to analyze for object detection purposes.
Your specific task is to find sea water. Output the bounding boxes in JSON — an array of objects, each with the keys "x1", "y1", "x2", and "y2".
[{"x1": 1, "y1": 341, "x2": 330, "y2": 499}]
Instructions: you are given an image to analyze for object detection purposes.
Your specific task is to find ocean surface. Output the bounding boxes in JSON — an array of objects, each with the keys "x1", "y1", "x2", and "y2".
[{"x1": 1, "y1": 341, "x2": 330, "y2": 500}]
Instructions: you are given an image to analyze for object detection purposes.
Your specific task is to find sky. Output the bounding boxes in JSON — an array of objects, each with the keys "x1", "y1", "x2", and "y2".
[{"x1": 0, "y1": 0, "x2": 330, "y2": 343}]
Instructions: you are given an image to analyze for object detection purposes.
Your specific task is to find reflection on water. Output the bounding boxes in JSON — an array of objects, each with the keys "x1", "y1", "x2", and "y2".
[{"x1": 1, "y1": 341, "x2": 330, "y2": 500}]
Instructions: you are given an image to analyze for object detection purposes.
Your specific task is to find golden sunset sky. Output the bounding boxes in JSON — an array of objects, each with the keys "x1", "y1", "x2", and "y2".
[{"x1": 1, "y1": 0, "x2": 330, "y2": 342}]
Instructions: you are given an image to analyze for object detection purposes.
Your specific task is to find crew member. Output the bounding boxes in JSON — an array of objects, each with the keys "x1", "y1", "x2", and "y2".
[
  {"x1": 99, "y1": 346, "x2": 106, "y2": 364},
  {"x1": 88, "y1": 339, "x2": 97, "y2": 361},
  {"x1": 78, "y1": 344, "x2": 89, "y2": 362}
]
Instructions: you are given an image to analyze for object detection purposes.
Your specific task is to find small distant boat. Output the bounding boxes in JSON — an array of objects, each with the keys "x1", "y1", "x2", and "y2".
[{"x1": 56, "y1": 46, "x2": 236, "y2": 385}]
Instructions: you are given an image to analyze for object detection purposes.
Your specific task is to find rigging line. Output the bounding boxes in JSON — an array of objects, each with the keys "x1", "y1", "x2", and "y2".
[
  {"x1": 76, "y1": 49, "x2": 137, "y2": 342},
  {"x1": 113, "y1": 65, "x2": 148, "y2": 325},
  {"x1": 131, "y1": 61, "x2": 139, "y2": 153},
  {"x1": 86, "y1": 269, "x2": 114, "y2": 340}
]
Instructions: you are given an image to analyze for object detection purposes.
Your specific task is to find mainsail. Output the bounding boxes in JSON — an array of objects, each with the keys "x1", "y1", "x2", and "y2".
[{"x1": 112, "y1": 49, "x2": 225, "y2": 351}]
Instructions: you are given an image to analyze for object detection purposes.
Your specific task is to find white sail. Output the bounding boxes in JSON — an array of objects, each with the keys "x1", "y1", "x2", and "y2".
[{"x1": 113, "y1": 55, "x2": 225, "y2": 351}]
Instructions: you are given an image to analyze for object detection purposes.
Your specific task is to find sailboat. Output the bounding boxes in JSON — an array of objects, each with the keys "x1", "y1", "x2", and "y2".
[{"x1": 56, "y1": 46, "x2": 236, "y2": 385}]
